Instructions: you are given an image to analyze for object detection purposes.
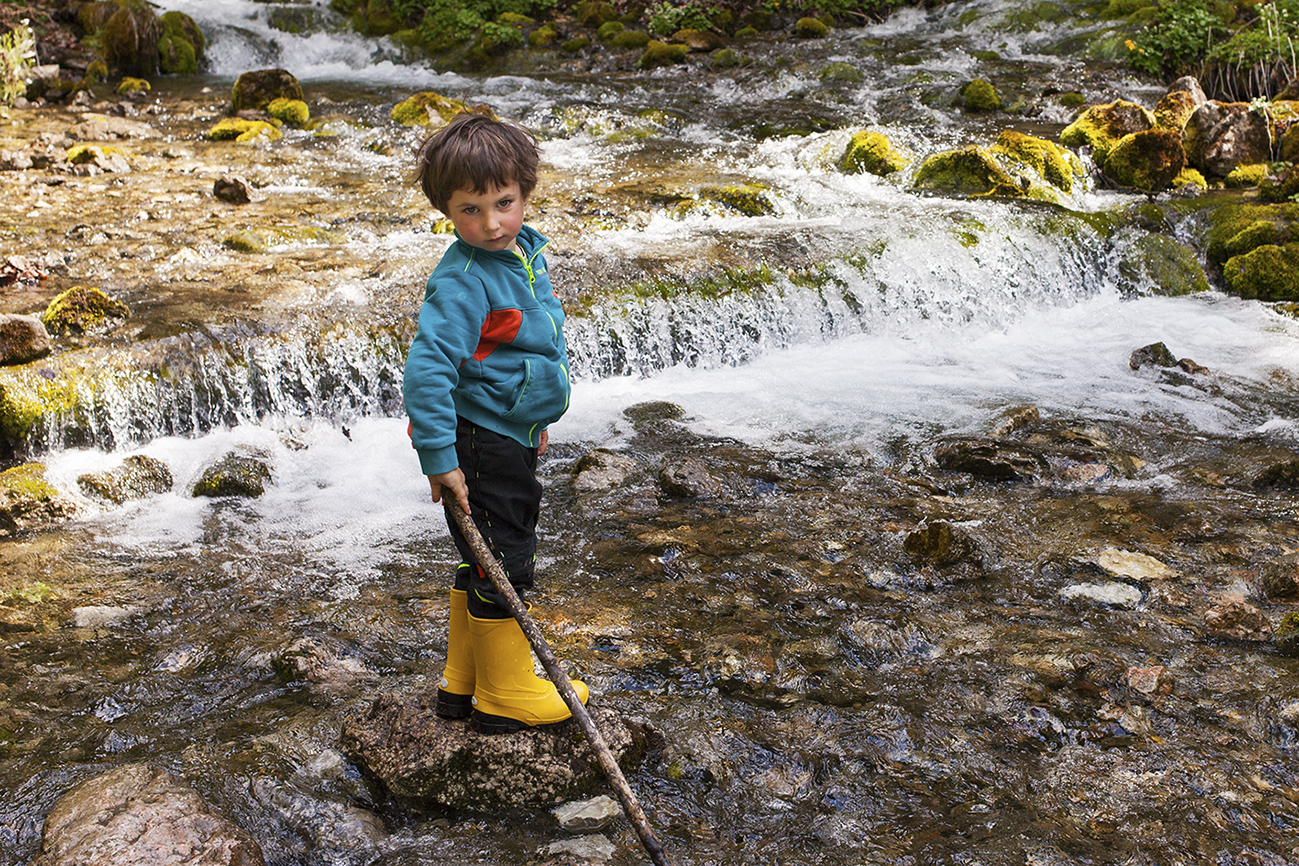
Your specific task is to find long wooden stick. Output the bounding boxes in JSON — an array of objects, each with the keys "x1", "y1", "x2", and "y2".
[{"x1": 447, "y1": 505, "x2": 675, "y2": 866}]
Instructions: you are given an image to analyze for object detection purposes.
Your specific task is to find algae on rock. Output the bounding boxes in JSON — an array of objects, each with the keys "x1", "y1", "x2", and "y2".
[{"x1": 839, "y1": 130, "x2": 909, "y2": 177}]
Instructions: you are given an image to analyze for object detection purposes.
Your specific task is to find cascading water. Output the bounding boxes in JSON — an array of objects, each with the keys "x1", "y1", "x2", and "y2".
[{"x1": 6, "y1": 1, "x2": 1299, "y2": 865}]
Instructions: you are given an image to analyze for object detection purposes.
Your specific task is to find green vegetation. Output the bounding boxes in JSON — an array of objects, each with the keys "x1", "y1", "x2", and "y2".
[{"x1": 1, "y1": 19, "x2": 36, "y2": 106}]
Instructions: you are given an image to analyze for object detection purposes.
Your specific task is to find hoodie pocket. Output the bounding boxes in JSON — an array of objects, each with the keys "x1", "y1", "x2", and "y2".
[{"x1": 502, "y1": 358, "x2": 569, "y2": 422}]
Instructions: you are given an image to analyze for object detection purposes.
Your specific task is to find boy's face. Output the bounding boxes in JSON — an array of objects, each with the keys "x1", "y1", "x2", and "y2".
[{"x1": 443, "y1": 182, "x2": 526, "y2": 254}]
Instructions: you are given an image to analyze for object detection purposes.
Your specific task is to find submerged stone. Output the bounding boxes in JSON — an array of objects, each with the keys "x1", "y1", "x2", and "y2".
[
  {"x1": 1274, "y1": 612, "x2": 1299, "y2": 657},
  {"x1": 552, "y1": 795, "x2": 621, "y2": 832},
  {"x1": 1116, "y1": 235, "x2": 1209, "y2": 296},
  {"x1": 659, "y1": 456, "x2": 721, "y2": 498},
  {"x1": 698, "y1": 183, "x2": 775, "y2": 215},
  {"x1": 37, "y1": 763, "x2": 265, "y2": 866},
  {"x1": 573, "y1": 449, "x2": 640, "y2": 493},
  {"x1": 1060, "y1": 581, "x2": 1142, "y2": 609},
  {"x1": 1203, "y1": 593, "x2": 1271, "y2": 642},
  {"x1": 1253, "y1": 457, "x2": 1299, "y2": 489},
  {"x1": 341, "y1": 689, "x2": 649, "y2": 811},
  {"x1": 933, "y1": 438, "x2": 1046, "y2": 481},
  {"x1": 1260, "y1": 553, "x2": 1299, "y2": 600},
  {"x1": 1096, "y1": 546, "x2": 1175, "y2": 582},
  {"x1": 903, "y1": 520, "x2": 981, "y2": 568}
]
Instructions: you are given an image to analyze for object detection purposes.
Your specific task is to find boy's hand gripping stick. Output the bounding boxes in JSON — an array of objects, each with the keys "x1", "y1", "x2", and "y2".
[{"x1": 447, "y1": 506, "x2": 675, "y2": 866}]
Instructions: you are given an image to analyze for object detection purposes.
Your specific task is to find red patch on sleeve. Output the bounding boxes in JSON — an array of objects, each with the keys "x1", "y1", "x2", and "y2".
[{"x1": 470, "y1": 309, "x2": 523, "y2": 361}]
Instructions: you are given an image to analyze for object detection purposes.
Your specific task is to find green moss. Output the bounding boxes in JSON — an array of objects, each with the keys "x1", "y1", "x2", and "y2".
[
  {"x1": 1059, "y1": 99, "x2": 1157, "y2": 167},
  {"x1": 1103, "y1": 129, "x2": 1186, "y2": 192},
  {"x1": 699, "y1": 183, "x2": 775, "y2": 216},
  {"x1": 0, "y1": 379, "x2": 43, "y2": 448},
  {"x1": 612, "y1": 30, "x2": 652, "y2": 48},
  {"x1": 970, "y1": 49, "x2": 1001, "y2": 61},
  {"x1": 1173, "y1": 167, "x2": 1207, "y2": 190},
  {"x1": 1059, "y1": 91, "x2": 1086, "y2": 109},
  {"x1": 1116, "y1": 234, "x2": 1210, "y2": 296},
  {"x1": 913, "y1": 146, "x2": 1022, "y2": 197},
  {"x1": 1204, "y1": 204, "x2": 1299, "y2": 265},
  {"x1": 498, "y1": 12, "x2": 534, "y2": 26},
  {"x1": 795, "y1": 17, "x2": 829, "y2": 37},
  {"x1": 158, "y1": 10, "x2": 204, "y2": 75},
  {"x1": 712, "y1": 47, "x2": 741, "y2": 68},
  {"x1": 839, "y1": 130, "x2": 909, "y2": 177},
  {"x1": 41, "y1": 286, "x2": 129, "y2": 335},
  {"x1": 1225, "y1": 163, "x2": 1269, "y2": 188},
  {"x1": 223, "y1": 230, "x2": 269, "y2": 253},
  {"x1": 639, "y1": 40, "x2": 688, "y2": 69},
  {"x1": 65, "y1": 144, "x2": 124, "y2": 164},
  {"x1": 529, "y1": 25, "x2": 558, "y2": 47},
  {"x1": 390, "y1": 92, "x2": 489, "y2": 127},
  {"x1": 115, "y1": 76, "x2": 149, "y2": 94},
  {"x1": 1154, "y1": 90, "x2": 1198, "y2": 131},
  {"x1": 597, "y1": 20, "x2": 624, "y2": 41},
  {"x1": 0, "y1": 462, "x2": 58, "y2": 502},
  {"x1": 267, "y1": 97, "x2": 310, "y2": 127},
  {"x1": 1223, "y1": 242, "x2": 1299, "y2": 300},
  {"x1": 1276, "y1": 611, "x2": 1299, "y2": 656},
  {"x1": 992, "y1": 130, "x2": 1083, "y2": 193},
  {"x1": 961, "y1": 78, "x2": 1001, "y2": 112},
  {"x1": 561, "y1": 35, "x2": 591, "y2": 52},
  {"x1": 629, "y1": 265, "x2": 776, "y2": 303},
  {"x1": 208, "y1": 118, "x2": 283, "y2": 142},
  {"x1": 820, "y1": 61, "x2": 863, "y2": 82},
  {"x1": 735, "y1": 25, "x2": 758, "y2": 37}
]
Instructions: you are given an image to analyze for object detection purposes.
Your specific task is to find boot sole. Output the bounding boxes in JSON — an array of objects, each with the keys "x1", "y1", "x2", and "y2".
[
  {"x1": 470, "y1": 709, "x2": 570, "y2": 735},
  {"x1": 435, "y1": 690, "x2": 473, "y2": 720}
]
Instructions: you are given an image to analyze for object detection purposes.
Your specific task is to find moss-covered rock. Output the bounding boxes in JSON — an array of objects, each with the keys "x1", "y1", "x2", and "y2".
[
  {"x1": 1115, "y1": 234, "x2": 1210, "y2": 296},
  {"x1": 1223, "y1": 243, "x2": 1299, "y2": 301},
  {"x1": 597, "y1": 20, "x2": 625, "y2": 41},
  {"x1": 231, "y1": 68, "x2": 304, "y2": 112},
  {"x1": 820, "y1": 61, "x2": 863, "y2": 83},
  {"x1": 0, "y1": 316, "x2": 51, "y2": 367},
  {"x1": 77, "y1": 454, "x2": 173, "y2": 505},
  {"x1": 612, "y1": 30, "x2": 652, "y2": 49},
  {"x1": 1204, "y1": 203, "x2": 1299, "y2": 266},
  {"x1": 41, "y1": 286, "x2": 129, "y2": 337},
  {"x1": 1260, "y1": 166, "x2": 1299, "y2": 203},
  {"x1": 991, "y1": 130, "x2": 1083, "y2": 193},
  {"x1": 1225, "y1": 163, "x2": 1268, "y2": 188},
  {"x1": 1059, "y1": 99, "x2": 1157, "y2": 167},
  {"x1": 102, "y1": 1, "x2": 161, "y2": 77},
  {"x1": 529, "y1": 25, "x2": 558, "y2": 47},
  {"x1": 267, "y1": 97, "x2": 310, "y2": 127},
  {"x1": 0, "y1": 462, "x2": 77, "y2": 535},
  {"x1": 913, "y1": 146, "x2": 1023, "y2": 197},
  {"x1": 961, "y1": 78, "x2": 1001, "y2": 113},
  {"x1": 159, "y1": 10, "x2": 204, "y2": 75},
  {"x1": 1281, "y1": 124, "x2": 1299, "y2": 163},
  {"x1": 1275, "y1": 611, "x2": 1299, "y2": 657},
  {"x1": 795, "y1": 17, "x2": 829, "y2": 38},
  {"x1": 390, "y1": 92, "x2": 494, "y2": 127},
  {"x1": 1173, "y1": 167, "x2": 1208, "y2": 190},
  {"x1": 192, "y1": 452, "x2": 272, "y2": 498},
  {"x1": 639, "y1": 40, "x2": 689, "y2": 69},
  {"x1": 573, "y1": 0, "x2": 618, "y2": 27},
  {"x1": 698, "y1": 183, "x2": 775, "y2": 216},
  {"x1": 561, "y1": 35, "x2": 591, "y2": 53},
  {"x1": 115, "y1": 77, "x2": 149, "y2": 95},
  {"x1": 208, "y1": 118, "x2": 283, "y2": 143},
  {"x1": 1103, "y1": 129, "x2": 1186, "y2": 192},
  {"x1": 839, "y1": 130, "x2": 908, "y2": 177},
  {"x1": 1154, "y1": 90, "x2": 1199, "y2": 131}
]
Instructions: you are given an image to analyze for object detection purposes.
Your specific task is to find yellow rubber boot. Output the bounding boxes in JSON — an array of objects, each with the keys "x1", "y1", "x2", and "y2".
[
  {"x1": 435, "y1": 589, "x2": 475, "y2": 719},
  {"x1": 468, "y1": 611, "x2": 589, "y2": 734}
]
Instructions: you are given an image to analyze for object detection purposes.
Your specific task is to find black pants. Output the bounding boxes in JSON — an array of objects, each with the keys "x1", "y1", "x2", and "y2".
[{"x1": 443, "y1": 417, "x2": 542, "y2": 619}]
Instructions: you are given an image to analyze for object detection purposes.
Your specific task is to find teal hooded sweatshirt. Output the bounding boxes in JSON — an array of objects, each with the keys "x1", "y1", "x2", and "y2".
[{"x1": 403, "y1": 225, "x2": 570, "y2": 477}]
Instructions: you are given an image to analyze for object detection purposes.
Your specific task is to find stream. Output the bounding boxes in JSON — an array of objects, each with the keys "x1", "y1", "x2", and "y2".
[{"x1": 3, "y1": 0, "x2": 1299, "y2": 863}]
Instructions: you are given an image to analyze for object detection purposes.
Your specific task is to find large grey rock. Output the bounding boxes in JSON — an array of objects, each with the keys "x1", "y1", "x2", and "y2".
[
  {"x1": 0, "y1": 314, "x2": 52, "y2": 365},
  {"x1": 341, "y1": 689, "x2": 650, "y2": 811},
  {"x1": 35, "y1": 763, "x2": 265, "y2": 866},
  {"x1": 573, "y1": 449, "x2": 640, "y2": 493},
  {"x1": 1183, "y1": 101, "x2": 1272, "y2": 177}
]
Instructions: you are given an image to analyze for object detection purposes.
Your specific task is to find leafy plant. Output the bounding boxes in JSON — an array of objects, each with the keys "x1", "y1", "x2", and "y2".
[
  {"x1": 1, "y1": 19, "x2": 36, "y2": 106},
  {"x1": 1127, "y1": 0, "x2": 1228, "y2": 79},
  {"x1": 646, "y1": 1, "x2": 717, "y2": 36}
]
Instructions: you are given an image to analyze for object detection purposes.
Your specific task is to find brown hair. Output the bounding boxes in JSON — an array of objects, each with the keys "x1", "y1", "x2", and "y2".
[{"x1": 414, "y1": 113, "x2": 540, "y2": 214}]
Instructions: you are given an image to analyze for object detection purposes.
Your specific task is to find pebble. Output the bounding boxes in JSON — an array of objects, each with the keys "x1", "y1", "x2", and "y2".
[{"x1": 552, "y1": 794, "x2": 621, "y2": 832}]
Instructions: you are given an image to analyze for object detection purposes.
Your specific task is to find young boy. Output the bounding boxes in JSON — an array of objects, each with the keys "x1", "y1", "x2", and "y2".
[{"x1": 403, "y1": 112, "x2": 587, "y2": 734}]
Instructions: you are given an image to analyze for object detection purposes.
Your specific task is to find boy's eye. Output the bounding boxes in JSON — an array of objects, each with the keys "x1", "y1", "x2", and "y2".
[{"x1": 497, "y1": 198, "x2": 513, "y2": 208}]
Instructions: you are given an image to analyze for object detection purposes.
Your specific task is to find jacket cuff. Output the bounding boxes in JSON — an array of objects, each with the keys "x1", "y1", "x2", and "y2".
[{"x1": 416, "y1": 445, "x2": 459, "y2": 477}]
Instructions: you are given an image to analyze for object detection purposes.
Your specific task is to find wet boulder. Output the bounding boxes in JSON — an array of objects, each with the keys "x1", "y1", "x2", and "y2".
[
  {"x1": 77, "y1": 454, "x2": 173, "y2": 505},
  {"x1": 1115, "y1": 235, "x2": 1210, "y2": 297},
  {"x1": 34, "y1": 763, "x2": 266, "y2": 866},
  {"x1": 698, "y1": 183, "x2": 775, "y2": 216},
  {"x1": 1059, "y1": 99, "x2": 1157, "y2": 166},
  {"x1": 0, "y1": 463, "x2": 78, "y2": 536},
  {"x1": 231, "y1": 69, "x2": 303, "y2": 112},
  {"x1": 638, "y1": 40, "x2": 689, "y2": 70},
  {"x1": 390, "y1": 91, "x2": 494, "y2": 127},
  {"x1": 838, "y1": 130, "x2": 908, "y2": 177},
  {"x1": 192, "y1": 453, "x2": 272, "y2": 498},
  {"x1": 1103, "y1": 129, "x2": 1186, "y2": 192},
  {"x1": 340, "y1": 689, "x2": 649, "y2": 811},
  {"x1": 101, "y1": 2, "x2": 161, "y2": 77},
  {"x1": 41, "y1": 286, "x2": 129, "y2": 337},
  {"x1": 1182, "y1": 101, "x2": 1272, "y2": 178},
  {"x1": 66, "y1": 144, "x2": 131, "y2": 174},
  {"x1": 932, "y1": 438, "x2": 1047, "y2": 482},
  {"x1": 960, "y1": 78, "x2": 1001, "y2": 113},
  {"x1": 658, "y1": 456, "x2": 721, "y2": 497},
  {"x1": 573, "y1": 448, "x2": 640, "y2": 493},
  {"x1": 1222, "y1": 243, "x2": 1299, "y2": 302},
  {"x1": 991, "y1": 130, "x2": 1084, "y2": 194},
  {"x1": 213, "y1": 175, "x2": 255, "y2": 204},
  {"x1": 1274, "y1": 612, "x2": 1299, "y2": 657},
  {"x1": 273, "y1": 637, "x2": 376, "y2": 687},
  {"x1": 1154, "y1": 77, "x2": 1206, "y2": 131},
  {"x1": 912, "y1": 146, "x2": 1024, "y2": 198},
  {"x1": 266, "y1": 97, "x2": 309, "y2": 127},
  {"x1": 0, "y1": 315, "x2": 52, "y2": 366},
  {"x1": 158, "y1": 11, "x2": 205, "y2": 76},
  {"x1": 1203, "y1": 593, "x2": 1271, "y2": 642},
  {"x1": 1129, "y1": 341, "x2": 1177, "y2": 370},
  {"x1": 66, "y1": 115, "x2": 157, "y2": 141}
]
